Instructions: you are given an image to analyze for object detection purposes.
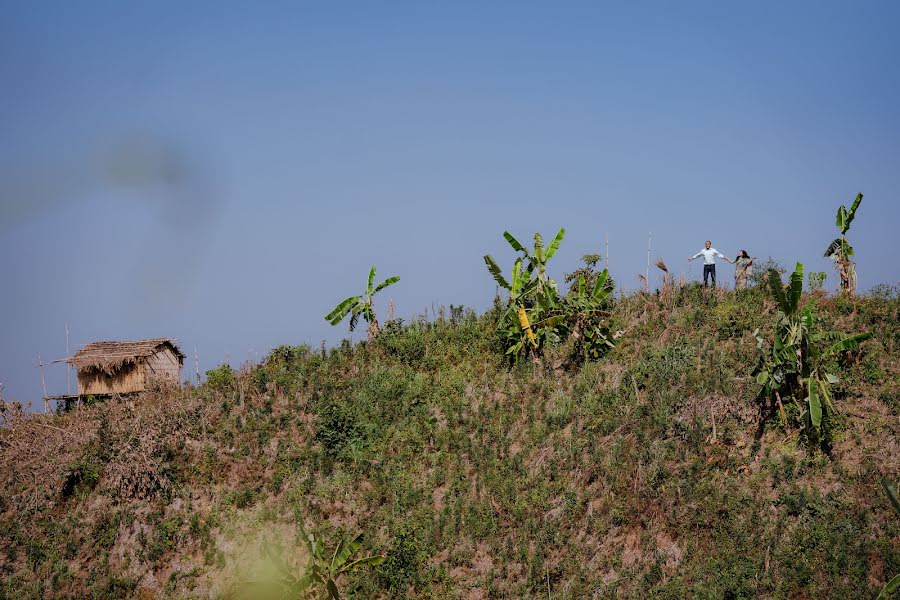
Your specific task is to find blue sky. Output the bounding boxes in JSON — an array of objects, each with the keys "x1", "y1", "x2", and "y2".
[{"x1": 2, "y1": 1, "x2": 899, "y2": 403}]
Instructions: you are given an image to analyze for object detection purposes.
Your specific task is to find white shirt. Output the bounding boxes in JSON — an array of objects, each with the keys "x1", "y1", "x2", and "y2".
[{"x1": 693, "y1": 248, "x2": 726, "y2": 265}]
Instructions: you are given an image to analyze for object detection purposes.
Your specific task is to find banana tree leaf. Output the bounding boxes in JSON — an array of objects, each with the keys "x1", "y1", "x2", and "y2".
[
  {"x1": 349, "y1": 311, "x2": 359, "y2": 332},
  {"x1": 367, "y1": 266, "x2": 376, "y2": 295},
  {"x1": 807, "y1": 377, "x2": 822, "y2": 430},
  {"x1": 484, "y1": 255, "x2": 510, "y2": 289},
  {"x1": 823, "y1": 238, "x2": 842, "y2": 257},
  {"x1": 878, "y1": 573, "x2": 900, "y2": 600},
  {"x1": 331, "y1": 535, "x2": 363, "y2": 570},
  {"x1": 788, "y1": 262, "x2": 804, "y2": 315},
  {"x1": 341, "y1": 555, "x2": 386, "y2": 572},
  {"x1": 578, "y1": 274, "x2": 585, "y2": 297},
  {"x1": 836, "y1": 205, "x2": 848, "y2": 231},
  {"x1": 326, "y1": 296, "x2": 361, "y2": 324},
  {"x1": 843, "y1": 192, "x2": 863, "y2": 233},
  {"x1": 818, "y1": 377, "x2": 836, "y2": 415},
  {"x1": 767, "y1": 269, "x2": 789, "y2": 313},
  {"x1": 326, "y1": 579, "x2": 340, "y2": 599},
  {"x1": 533, "y1": 232, "x2": 544, "y2": 262},
  {"x1": 592, "y1": 269, "x2": 610, "y2": 300},
  {"x1": 373, "y1": 276, "x2": 400, "y2": 294},
  {"x1": 510, "y1": 260, "x2": 523, "y2": 294},
  {"x1": 545, "y1": 227, "x2": 566, "y2": 261},
  {"x1": 825, "y1": 332, "x2": 872, "y2": 355},
  {"x1": 503, "y1": 231, "x2": 528, "y2": 255}
]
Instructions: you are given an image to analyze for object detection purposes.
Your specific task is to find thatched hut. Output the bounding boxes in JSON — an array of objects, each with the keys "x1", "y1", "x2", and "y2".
[{"x1": 68, "y1": 339, "x2": 184, "y2": 396}]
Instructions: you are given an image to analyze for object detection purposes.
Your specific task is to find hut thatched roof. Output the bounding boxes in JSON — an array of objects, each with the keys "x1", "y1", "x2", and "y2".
[{"x1": 68, "y1": 339, "x2": 184, "y2": 374}]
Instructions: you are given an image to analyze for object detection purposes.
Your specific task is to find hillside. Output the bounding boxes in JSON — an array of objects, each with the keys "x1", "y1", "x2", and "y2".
[{"x1": 1, "y1": 284, "x2": 898, "y2": 599}]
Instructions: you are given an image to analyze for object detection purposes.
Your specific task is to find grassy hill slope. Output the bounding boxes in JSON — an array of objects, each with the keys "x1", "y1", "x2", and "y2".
[{"x1": 1, "y1": 285, "x2": 898, "y2": 599}]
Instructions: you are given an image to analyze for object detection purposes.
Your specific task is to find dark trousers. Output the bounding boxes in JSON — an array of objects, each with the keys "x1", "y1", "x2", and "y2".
[{"x1": 703, "y1": 264, "x2": 717, "y2": 287}]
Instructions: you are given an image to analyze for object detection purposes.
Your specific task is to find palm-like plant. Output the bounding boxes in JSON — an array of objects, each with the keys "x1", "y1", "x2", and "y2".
[
  {"x1": 823, "y1": 192, "x2": 863, "y2": 295},
  {"x1": 484, "y1": 229, "x2": 566, "y2": 360},
  {"x1": 258, "y1": 524, "x2": 384, "y2": 599},
  {"x1": 325, "y1": 267, "x2": 399, "y2": 341},
  {"x1": 754, "y1": 262, "x2": 872, "y2": 440}
]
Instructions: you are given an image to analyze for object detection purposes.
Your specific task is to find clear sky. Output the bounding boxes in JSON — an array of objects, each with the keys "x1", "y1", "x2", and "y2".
[{"x1": 2, "y1": 1, "x2": 899, "y2": 404}]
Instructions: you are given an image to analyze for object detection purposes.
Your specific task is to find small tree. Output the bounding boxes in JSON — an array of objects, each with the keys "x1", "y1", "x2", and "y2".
[
  {"x1": 824, "y1": 192, "x2": 863, "y2": 295},
  {"x1": 325, "y1": 267, "x2": 399, "y2": 341}
]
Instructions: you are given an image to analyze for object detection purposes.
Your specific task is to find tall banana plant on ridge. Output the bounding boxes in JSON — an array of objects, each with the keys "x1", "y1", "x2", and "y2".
[
  {"x1": 824, "y1": 192, "x2": 863, "y2": 295},
  {"x1": 325, "y1": 266, "x2": 399, "y2": 341},
  {"x1": 500, "y1": 228, "x2": 565, "y2": 308},
  {"x1": 484, "y1": 256, "x2": 543, "y2": 357},
  {"x1": 484, "y1": 228, "x2": 566, "y2": 360},
  {"x1": 754, "y1": 262, "x2": 872, "y2": 442}
]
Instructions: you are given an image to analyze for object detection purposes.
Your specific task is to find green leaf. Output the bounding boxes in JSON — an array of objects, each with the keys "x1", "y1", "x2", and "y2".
[
  {"x1": 545, "y1": 228, "x2": 565, "y2": 261},
  {"x1": 326, "y1": 296, "x2": 361, "y2": 324},
  {"x1": 844, "y1": 192, "x2": 863, "y2": 233},
  {"x1": 510, "y1": 260, "x2": 523, "y2": 295},
  {"x1": 825, "y1": 332, "x2": 872, "y2": 355},
  {"x1": 835, "y1": 205, "x2": 848, "y2": 230},
  {"x1": 373, "y1": 276, "x2": 400, "y2": 295},
  {"x1": 756, "y1": 372, "x2": 769, "y2": 385},
  {"x1": 366, "y1": 266, "x2": 376, "y2": 295},
  {"x1": 882, "y1": 479, "x2": 900, "y2": 515},
  {"x1": 533, "y1": 232, "x2": 545, "y2": 263},
  {"x1": 341, "y1": 555, "x2": 386, "y2": 571},
  {"x1": 807, "y1": 377, "x2": 822, "y2": 430},
  {"x1": 878, "y1": 572, "x2": 900, "y2": 599},
  {"x1": 767, "y1": 269, "x2": 789, "y2": 314},
  {"x1": 591, "y1": 269, "x2": 610, "y2": 300},
  {"x1": 788, "y1": 262, "x2": 804, "y2": 315},
  {"x1": 825, "y1": 373, "x2": 839, "y2": 384},
  {"x1": 331, "y1": 535, "x2": 363, "y2": 570},
  {"x1": 484, "y1": 255, "x2": 511, "y2": 289},
  {"x1": 326, "y1": 578, "x2": 340, "y2": 599},
  {"x1": 503, "y1": 231, "x2": 528, "y2": 255}
]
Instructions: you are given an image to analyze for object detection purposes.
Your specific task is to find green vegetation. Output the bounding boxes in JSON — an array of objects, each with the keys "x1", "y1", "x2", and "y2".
[
  {"x1": 880, "y1": 479, "x2": 900, "y2": 599},
  {"x1": 1, "y1": 198, "x2": 897, "y2": 598},
  {"x1": 1, "y1": 282, "x2": 897, "y2": 598},
  {"x1": 753, "y1": 263, "x2": 872, "y2": 446},
  {"x1": 247, "y1": 525, "x2": 384, "y2": 599},
  {"x1": 824, "y1": 192, "x2": 863, "y2": 295},
  {"x1": 325, "y1": 266, "x2": 400, "y2": 341},
  {"x1": 484, "y1": 229, "x2": 615, "y2": 363}
]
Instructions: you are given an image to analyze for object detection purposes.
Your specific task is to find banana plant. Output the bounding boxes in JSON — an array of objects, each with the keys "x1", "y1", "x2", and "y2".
[
  {"x1": 488, "y1": 228, "x2": 565, "y2": 308},
  {"x1": 485, "y1": 257, "x2": 544, "y2": 359},
  {"x1": 325, "y1": 266, "x2": 399, "y2": 341},
  {"x1": 259, "y1": 524, "x2": 384, "y2": 599},
  {"x1": 754, "y1": 262, "x2": 872, "y2": 440},
  {"x1": 823, "y1": 192, "x2": 863, "y2": 295},
  {"x1": 563, "y1": 269, "x2": 616, "y2": 362}
]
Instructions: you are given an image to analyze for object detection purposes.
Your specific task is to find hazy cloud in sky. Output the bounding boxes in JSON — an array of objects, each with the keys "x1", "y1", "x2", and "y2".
[{"x1": 2, "y1": 1, "x2": 899, "y2": 404}]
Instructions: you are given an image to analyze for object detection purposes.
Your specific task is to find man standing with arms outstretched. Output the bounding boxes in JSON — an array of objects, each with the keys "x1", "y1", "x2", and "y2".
[{"x1": 689, "y1": 240, "x2": 733, "y2": 287}]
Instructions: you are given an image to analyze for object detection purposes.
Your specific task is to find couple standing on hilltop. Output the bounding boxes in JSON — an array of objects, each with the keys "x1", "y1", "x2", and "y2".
[{"x1": 688, "y1": 240, "x2": 755, "y2": 289}]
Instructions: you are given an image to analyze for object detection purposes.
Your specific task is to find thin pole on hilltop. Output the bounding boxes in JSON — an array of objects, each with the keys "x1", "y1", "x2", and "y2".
[
  {"x1": 194, "y1": 347, "x2": 200, "y2": 386},
  {"x1": 37, "y1": 353, "x2": 48, "y2": 413},
  {"x1": 65, "y1": 324, "x2": 71, "y2": 395},
  {"x1": 646, "y1": 232, "x2": 652, "y2": 292},
  {"x1": 605, "y1": 232, "x2": 609, "y2": 270}
]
